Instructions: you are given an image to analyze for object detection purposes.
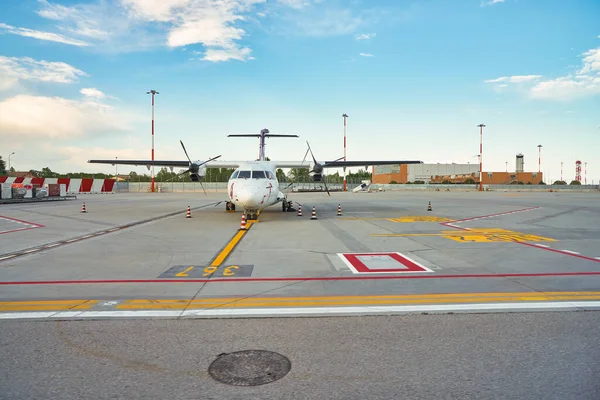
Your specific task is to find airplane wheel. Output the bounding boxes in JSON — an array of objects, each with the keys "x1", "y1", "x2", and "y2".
[{"x1": 282, "y1": 200, "x2": 287, "y2": 212}]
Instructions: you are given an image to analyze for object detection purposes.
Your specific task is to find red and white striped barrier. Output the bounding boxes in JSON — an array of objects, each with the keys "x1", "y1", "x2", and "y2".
[{"x1": 0, "y1": 177, "x2": 115, "y2": 194}]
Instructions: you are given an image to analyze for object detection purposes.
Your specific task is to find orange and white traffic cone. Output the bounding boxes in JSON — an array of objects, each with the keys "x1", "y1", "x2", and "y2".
[
  {"x1": 427, "y1": 201, "x2": 432, "y2": 211},
  {"x1": 81, "y1": 202, "x2": 87, "y2": 213},
  {"x1": 240, "y1": 213, "x2": 247, "y2": 230},
  {"x1": 186, "y1": 206, "x2": 191, "y2": 218},
  {"x1": 297, "y1": 205, "x2": 303, "y2": 216},
  {"x1": 337, "y1": 204, "x2": 342, "y2": 216},
  {"x1": 311, "y1": 206, "x2": 317, "y2": 220}
]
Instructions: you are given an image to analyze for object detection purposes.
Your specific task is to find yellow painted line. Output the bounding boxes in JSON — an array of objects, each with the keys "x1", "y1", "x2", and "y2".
[
  {"x1": 114, "y1": 295, "x2": 600, "y2": 309},
  {"x1": 117, "y1": 292, "x2": 600, "y2": 309},
  {"x1": 0, "y1": 300, "x2": 98, "y2": 311},
  {"x1": 210, "y1": 223, "x2": 255, "y2": 267},
  {"x1": 175, "y1": 266, "x2": 194, "y2": 277},
  {"x1": 122, "y1": 291, "x2": 600, "y2": 303}
]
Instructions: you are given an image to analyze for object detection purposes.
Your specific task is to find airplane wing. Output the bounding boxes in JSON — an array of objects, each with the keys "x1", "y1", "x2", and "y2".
[
  {"x1": 87, "y1": 159, "x2": 243, "y2": 169},
  {"x1": 321, "y1": 160, "x2": 423, "y2": 168}
]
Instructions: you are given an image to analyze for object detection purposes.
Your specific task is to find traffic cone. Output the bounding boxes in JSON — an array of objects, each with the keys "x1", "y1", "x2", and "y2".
[
  {"x1": 427, "y1": 201, "x2": 432, "y2": 211},
  {"x1": 240, "y1": 213, "x2": 247, "y2": 230},
  {"x1": 186, "y1": 206, "x2": 191, "y2": 218},
  {"x1": 337, "y1": 204, "x2": 342, "y2": 216},
  {"x1": 81, "y1": 202, "x2": 86, "y2": 213},
  {"x1": 311, "y1": 206, "x2": 317, "y2": 220},
  {"x1": 297, "y1": 205, "x2": 303, "y2": 216}
]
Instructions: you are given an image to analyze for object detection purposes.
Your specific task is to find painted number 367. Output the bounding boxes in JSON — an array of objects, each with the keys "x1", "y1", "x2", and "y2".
[{"x1": 202, "y1": 265, "x2": 239, "y2": 277}]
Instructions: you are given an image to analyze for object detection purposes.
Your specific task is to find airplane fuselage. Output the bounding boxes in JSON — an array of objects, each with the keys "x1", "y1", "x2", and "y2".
[{"x1": 226, "y1": 161, "x2": 288, "y2": 218}]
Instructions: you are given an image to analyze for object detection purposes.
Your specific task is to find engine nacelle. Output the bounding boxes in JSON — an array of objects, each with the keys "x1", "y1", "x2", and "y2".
[
  {"x1": 312, "y1": 174, "x2": 322, "y2": 182},
  {"x1": 190, "y1": 165, "x2": 206, "y2": 181}
]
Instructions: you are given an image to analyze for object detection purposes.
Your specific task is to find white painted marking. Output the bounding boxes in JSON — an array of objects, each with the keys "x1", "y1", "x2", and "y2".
[
  {"x1": 80, "y1": 235, "x2": 93, "y2": 239},
  {"x1": 561, "y1": 250, "x2": 580, "y2": 255},
  {"x1": 0, "y1": 301, "x2": 598, "y2": 320},
  {"x1": 21, "y1": 249, "x2": 39, "y2": 254},
  {"x1": 65, "y1": 239, "x2": 78, "y2": 243},
  {"x1": 102, "y1": 301, "x2": 118, "y2": 306},
  {"x1": 45, "y1": 243, "x2": 61, "y2": 248},
  {"x1": 595, "y1": 257, "x2": 600, "y2": 260},
  {"x1": 0, "y1": 255, "x2": 17, "y2": 261},
  {"x1": 534, "y1": 244, "x2": 550, "y2": 248},
  {"x1": 0, "y1": 312, "x2": 56, "y2": 319}
]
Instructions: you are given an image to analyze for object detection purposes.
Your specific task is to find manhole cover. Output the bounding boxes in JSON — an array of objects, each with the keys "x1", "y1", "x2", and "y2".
[{"x1": 208, "y1": 350, "x2": 291, "y2": 386}]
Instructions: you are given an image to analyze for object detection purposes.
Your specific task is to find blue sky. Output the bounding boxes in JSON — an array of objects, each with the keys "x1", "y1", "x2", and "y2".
[{"x1": 1, "y1": 0, "x2": 599, "y2": 183}]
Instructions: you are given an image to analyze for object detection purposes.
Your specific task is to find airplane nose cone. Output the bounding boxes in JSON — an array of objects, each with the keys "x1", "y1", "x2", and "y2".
[{"x1": 235, "y1": 186, "x2": 261, "y2": 208}]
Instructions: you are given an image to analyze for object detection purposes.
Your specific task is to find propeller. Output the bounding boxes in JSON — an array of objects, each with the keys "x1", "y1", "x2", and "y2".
[
  {"x1": 178, "y1": 140, "x2": 222, "y2": 196},
  {"x1": 305, "y1": 141, "x2": 344, "y2": 197},
  {"x1": 284, "y1": 146, "x2": 311, "y2": 190}
]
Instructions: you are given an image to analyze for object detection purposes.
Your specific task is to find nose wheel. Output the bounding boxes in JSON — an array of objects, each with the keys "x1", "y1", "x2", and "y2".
[
  {"x1": 282, "y1": 199, "x2": 295, "y2": 212},
  {"x1": 226, "y1": 201, "x2": 236, "y2": 211}
]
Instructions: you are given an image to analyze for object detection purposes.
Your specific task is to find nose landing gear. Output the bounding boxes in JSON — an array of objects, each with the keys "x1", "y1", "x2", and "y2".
[
  {"x1": 282, "y1": 199, "x2": 296, "y2": 212},
  {"x1": 226, "y1": 201, "x2": 236, "y2": 212}
]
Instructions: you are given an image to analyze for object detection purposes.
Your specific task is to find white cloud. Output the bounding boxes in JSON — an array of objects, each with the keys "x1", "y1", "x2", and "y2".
[
  {"x1": 203, "y1": 46, "x2": 254, "y2": 62},
  {"x1": 0, "y1": 95, "x2": 129, "y2": 141},
  {"x1": 289, "y1": 8, "x2": 362, "y2": 37},
  {"x1": 0, "y1": 22, "x2": 90, "y2": 46},
  {"x1": 481, "y1": 0, "x2": 504, "y2": 6},
  {"x1": 0, "y1": 56, "x2": 87, "y2": 89},
  {"x1": 276, "y1": 0, "x2": 323, "y2": 9},
  {"x1": 484, "y1": 75, "x2": 542, "y2": 83},
  {"x1": 80, "y1": 88, "x2": 106, "y2": 98},
  {"x1": 530, "y1": 76, "x2": 600, "y2": 100},
  {"x1": 120, "y1": 0, "x2": 265, "y2": 61},
  {"x1": 359, "y1": 53, "x2": 374, "y2": 57},
  {"x1": 356, "y1": 33, "x2": 375, "y2": 40},
  {"x1": 529, "y1": 46, "x2": 600, "y2": 100}
]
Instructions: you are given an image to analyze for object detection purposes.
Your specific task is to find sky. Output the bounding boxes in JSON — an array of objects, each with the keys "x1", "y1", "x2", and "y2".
[{"x1": 0, "y1": 0, "x2": 599, "y2": 183}]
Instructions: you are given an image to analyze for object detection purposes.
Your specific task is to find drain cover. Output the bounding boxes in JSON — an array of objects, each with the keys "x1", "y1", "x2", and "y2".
[{"x1": 208, "y1": 350, "x2": 291, "y2": 386}]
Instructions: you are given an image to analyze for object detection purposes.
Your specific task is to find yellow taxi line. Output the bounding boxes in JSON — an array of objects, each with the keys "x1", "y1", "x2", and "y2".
[
  {"x1": 114, "y1": 295, "x2": 600, "y2": 309},
  {"x1": 122, "y1": 291, "x2": 600, "y2": 305},
  {"x1": 210, "y1": 223, "x2": 254, "y2": 267}
]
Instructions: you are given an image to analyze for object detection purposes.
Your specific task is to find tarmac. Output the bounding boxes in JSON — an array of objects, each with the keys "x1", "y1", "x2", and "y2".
[
  {"x1": 1, "y1": 190, "x2": 600, "y2": 315},
  {"x1": 2, "y1": 190, "x2": 600, "y2": 398}
]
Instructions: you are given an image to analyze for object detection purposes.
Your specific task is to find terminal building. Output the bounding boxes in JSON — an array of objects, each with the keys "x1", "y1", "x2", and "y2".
[{"x1": 372, "y1": 154, "x2": 544, "y2": 184}]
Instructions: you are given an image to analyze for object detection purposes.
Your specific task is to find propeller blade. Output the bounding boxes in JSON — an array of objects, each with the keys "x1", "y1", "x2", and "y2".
[
  {"x1": 322, "y1": 175, "x2": 331, "y2": 196},
  {"x1": 196, "y1": 155, "x2": 222, "y2": 167},
  {"x1": 180, "y1": 140, "x2": 193, "y2": 164},
  {"x1": 199, "y1": 181, "x2": 207, "y2": 196},
  {"x1": 306, "y1": 141, "x2": 318, "y2": 165}
]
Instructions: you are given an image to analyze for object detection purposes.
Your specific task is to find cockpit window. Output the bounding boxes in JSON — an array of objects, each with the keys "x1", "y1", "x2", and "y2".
[
  {"x1": 252, "y1": 170, "x2": 266, "y2": 179},
  {"x1": 266, "y1": 171, "x2": 274, "y2": 179},
  {"x1": 238, "y1": 170, "x2": 251, "y2": 179},
  {"x1": 230, "y1": 171, "x2": 239, "y2": 179}
]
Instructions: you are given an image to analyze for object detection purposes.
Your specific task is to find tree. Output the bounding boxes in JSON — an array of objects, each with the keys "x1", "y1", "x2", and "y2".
[
  {"x1": 553, "y1": 180, "x2": 566, "y2": 185},
  {"x1": 0, "y1": 156, "x2": 5, "y2": 175},
  {"x1": 276, "y1": 168, "x2": 286, "y2": 182},
  {"x1": 288, "y1": 168, "x2": 310, "y2": 182},
  {"x1": 570, "y1": 180, "x2": 581, "y2": 185}
]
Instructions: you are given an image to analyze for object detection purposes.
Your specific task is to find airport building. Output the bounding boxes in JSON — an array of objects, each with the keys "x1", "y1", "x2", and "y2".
[{"x1": 372, "y1": 154, "x2": 544, "y2": 184}]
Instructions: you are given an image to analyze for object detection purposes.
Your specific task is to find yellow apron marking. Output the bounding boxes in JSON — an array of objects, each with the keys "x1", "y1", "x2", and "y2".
[
  {"x1": 341, "y1": 216, "x2": 453, "y2": 222},
  {"x1": 373, "y1": 228, "x2": 556, "y2": 243},
  {"x1": 114, "y1": 292, "x2": 600, "y2": 310},
  {"x1": 175, "y1": 266, "x2": 194, "y2": 277}
]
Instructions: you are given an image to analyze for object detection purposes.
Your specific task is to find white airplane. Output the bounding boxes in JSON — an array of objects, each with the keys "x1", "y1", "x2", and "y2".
[{"x1": 88, "y1": 128, "x2": 423, "y2": 220}]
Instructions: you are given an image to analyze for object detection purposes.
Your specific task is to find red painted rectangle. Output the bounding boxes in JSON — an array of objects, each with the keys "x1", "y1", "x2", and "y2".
[
  {"x1": 79, "y1": 178, "x2": 93, "y2": 192},
  {"x1": 0, "y1": 177, "x2": 7, "y2": 184},
  {"x1": 102, "y1": 179, "x2": 115, "y2": 192},
  {"x1": 57, "y1": 178, "x2": 70, "y2": 186},
  {"x1": 13, "y1": 177, "x2": 24, "y2": 184},
  {"x1": 30, "y1": 177, "x2": 44, "y2": 186},
  {"x1": 338, "y1": 252, "x2": 434, "y2": 274}
]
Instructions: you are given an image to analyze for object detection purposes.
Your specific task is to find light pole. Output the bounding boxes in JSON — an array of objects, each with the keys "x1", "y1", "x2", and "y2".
[
  {"x1": 115, "y1": 156, "x2": 118, "y2": 185},
  {"x1": 560, "y1": 162, "x2": 563, "y2": 182},
  {"x1": 477, "y1": 124, "x2": 485, "y2": 191},
  {"x1": 585, "y1": 162, "x2": 587, "y2": 184},
  {"x1": 537, "y1": 144, "x2": 542, "y2": 174},
  {"x1": 147, "y1": 89, "x2": 159, "y2": 192},
  {"x1": 505, "y1": 161, "x2": 507, "y2": 172},
  {"x1": 8, "y1": 152, "x2": 14, "y2": 174},
  {"x1": 342, "y1": 113, "x2": 348, "y2": 191}
]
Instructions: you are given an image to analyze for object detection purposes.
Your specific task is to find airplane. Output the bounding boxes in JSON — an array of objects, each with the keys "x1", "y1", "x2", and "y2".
[{"x1": 88, "y1": 128, "x2": 423, "y2": 220}]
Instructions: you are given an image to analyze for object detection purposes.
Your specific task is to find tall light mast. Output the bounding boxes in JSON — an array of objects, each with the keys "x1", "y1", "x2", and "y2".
[
  {"x1": 477, "y1": 123, "x2": 485, "y2": 191},
  {"x1": 342, "y1": 113, "x2": 349, "y2": 191},
  {"x1": 147, "y1": 89, "x2": 159, "y2": 192}
]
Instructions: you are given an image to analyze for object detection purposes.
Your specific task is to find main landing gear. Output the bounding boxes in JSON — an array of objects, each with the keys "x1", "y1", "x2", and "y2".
[{"x1": 282, "y1": 199, "x2": 296, "y2": 212}]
